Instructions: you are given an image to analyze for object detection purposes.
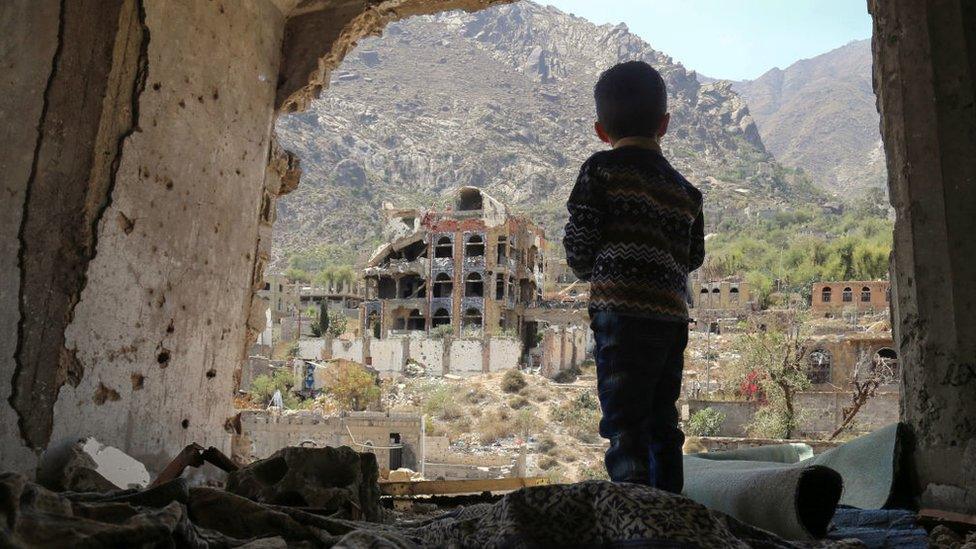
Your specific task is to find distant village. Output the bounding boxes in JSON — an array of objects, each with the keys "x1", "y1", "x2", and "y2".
[{"x1": 238, "y1": 187, "x2": 898, "y2": 482}]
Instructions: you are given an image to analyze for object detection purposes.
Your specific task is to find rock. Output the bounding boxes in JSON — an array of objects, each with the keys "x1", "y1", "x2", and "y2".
[
  {"x1": 226, "y1": 446, "x2": 380, "y2": 521},
  {"x1": 387, "y1": 468, "x2": 417, "y2": 482},
  {"x1": 37, "y1": 437, "x2": 150, "y2": 492}
]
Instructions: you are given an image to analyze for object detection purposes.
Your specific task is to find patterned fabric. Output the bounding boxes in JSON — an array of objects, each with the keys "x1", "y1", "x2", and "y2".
[{"x1": 564, "y1": 146, "x2": 704, "y2": 322}]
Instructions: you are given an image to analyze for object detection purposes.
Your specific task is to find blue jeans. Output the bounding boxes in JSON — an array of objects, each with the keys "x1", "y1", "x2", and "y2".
[{"x1": 591, "y1": 311, "x2": 687, "y2": 493}]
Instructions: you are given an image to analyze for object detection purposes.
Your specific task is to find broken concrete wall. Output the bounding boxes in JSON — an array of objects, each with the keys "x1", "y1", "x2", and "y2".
[
  {"x1": 870, "y1": 0, "x2": 976, "y2": 513},
  {"x1": 1, "y1": 0, "x2": 511, "y2": 475},
  {"x1": 487, "y1": 338, "x2": 520, "y2": 373},
  {"x1": 409, "y1": 338, "x2": 445, "y2": 375},
  {"x1": 449, "y1": 339, "x2": 483, "y2": 375}
]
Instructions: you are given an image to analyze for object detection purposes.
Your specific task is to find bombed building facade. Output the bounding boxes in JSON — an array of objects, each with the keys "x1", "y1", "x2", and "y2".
[{"x1": 362, "y1": 187, "x2": 545, "y2": 340}]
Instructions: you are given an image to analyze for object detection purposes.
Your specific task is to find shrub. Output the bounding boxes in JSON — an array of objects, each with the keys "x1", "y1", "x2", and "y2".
[
  {"x1": 508, "y1": 395, "x2": 531, "y2": 410},
  {"x1": 514, "y1": 408, "x2": 543, "y2": 438},
  {"x1": 429, "y1": 325, "x2": 454, "y2": 340},
  {"x1": 536, "y1": 436, "x2": 557, "y2": 455},
  {"x1": 476, "y1": 409, "x2": 515, "y2": 444},
  {"x1": 421, "y1": 384, "x2": 464, "y2": 421},
  {"x1": 686, "y1": 407, "x2": 726, "y2": 437},
  {"x1": 577, "y1": 464, "x2": 609, "y2": 481},
  {"x1": 538, "y1": 456, "x2": 559, "y2": 470},
  {"x1": 550, "y1": 391, "x2": 601, "y2": 442},
  {"x1": 327, "y1": 362, "x2": 380, "y2": 411},
  {"x1": 552, "y1": 365, "x2": 581, "y2": 383},
  {"x1": 501, "y1": 369, "x2": 527, "y2": 393},
  {"x1": 249, "y1": 369, "x2": 300, "y2": 408}
]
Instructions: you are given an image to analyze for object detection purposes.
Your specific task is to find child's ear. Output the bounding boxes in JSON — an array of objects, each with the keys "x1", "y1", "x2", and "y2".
[
  {"x1": 657, "y1": 113, "x2": 671, "y2": 140},
  {"x1": 594, "y1": 121, "x2": 612, "y2": 145}
]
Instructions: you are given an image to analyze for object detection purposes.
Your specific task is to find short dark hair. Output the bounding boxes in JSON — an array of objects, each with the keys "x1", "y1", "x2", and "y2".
[{"x1": 594, "y1": 61, "x2": 668, "y2": 139}]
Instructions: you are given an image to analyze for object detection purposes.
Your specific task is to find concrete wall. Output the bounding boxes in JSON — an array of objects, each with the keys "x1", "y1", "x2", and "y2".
[
  {"x1": 539, "y1": 326, "x2": 589, "y2": 378},
  {"x1": 870, "y1": 0, "x2": 976, "y2": 512},
  {"x1": 410, "y1": 338, "x2": 445, "y2": 375},
  {"x1": 370, "y1": 338, "x2": 405, "y2": 377},
  {"x1": 686, "y1": 391, "x2": 899, "y2": 438},
  {"x1": 488, "y1": 338, "x2": 521, "y2": 373},
  {"x1": 0, "y1": 0, "x2": 513, "y2": 474},
  {"x1": 450, "y1": 339, "x2": 484, "y2": 375},
  {"x1": 332, "y1": 338, "x2": 364, "y2": 362}
]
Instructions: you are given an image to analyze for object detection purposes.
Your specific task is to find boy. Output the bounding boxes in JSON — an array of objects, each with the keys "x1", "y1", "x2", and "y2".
[{"x1": 564, "y1": 61, "x2": 705, "y2": 493}]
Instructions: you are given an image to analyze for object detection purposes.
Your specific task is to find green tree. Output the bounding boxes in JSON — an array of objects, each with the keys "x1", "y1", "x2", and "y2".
[
  {"x1": 328, "y1": 363, "x2": 380, "y2": 411},
  {"x1": 734, "y1": 312, "x2": 811, "y2": 439},
  {"x1": 250, "y1": 369, "x2": 300, "y2": 408}
]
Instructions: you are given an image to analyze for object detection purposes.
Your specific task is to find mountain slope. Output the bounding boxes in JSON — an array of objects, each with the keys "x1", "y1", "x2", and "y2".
[
  {"x1": 731, "y1": 39, "x2": 885, "y2": 196},
  {"x1": 273, "y1": 2, "x2": 821, "y2": 266}
]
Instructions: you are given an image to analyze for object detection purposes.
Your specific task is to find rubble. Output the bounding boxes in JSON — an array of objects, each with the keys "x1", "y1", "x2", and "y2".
[
  {"x1": 226, "y1": 446, "x2": 381, "y2": 521},
  {"x1": 36, "y1": 437, "x2": 150, "y2": 492}
]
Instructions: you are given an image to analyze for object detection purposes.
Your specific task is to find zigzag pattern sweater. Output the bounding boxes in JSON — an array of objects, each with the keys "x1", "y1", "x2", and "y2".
[{"x1": 564, "y1": 145, "x2": 705, "y2": 322}]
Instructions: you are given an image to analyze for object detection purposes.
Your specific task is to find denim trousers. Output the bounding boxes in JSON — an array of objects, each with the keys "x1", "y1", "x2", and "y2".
[{"x1": 590, "y1": 311, "x2": 688, "y2": 493}]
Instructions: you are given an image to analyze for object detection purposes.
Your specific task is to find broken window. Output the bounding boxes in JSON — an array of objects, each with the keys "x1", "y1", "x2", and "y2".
[
  {"x1": 520, "y1": 280, "x2": 535, "y2": 303},
  {"x1": 860, "y1": 286, "x2": 872, "y2": 302},
  {"x1": 465, "y1": 272, "x2": 484, "y2": 297},
  {"x1": 378, "y1": 277, "x2": 396, "y2": 299},
  {"x1": 842, "y1": 287, "x2": 853, "y2": 302},
  {"x1": 497, "y1": 236, "x2": 508, "y2": 263},
  {"x1": 406, "y1": 309, "x2": 425, "y2": 331},
  {"x1": 495, "y1": 273, "x2": 505, "y2": 300},
  {"x1": 402, "y1": 239, "x2": 427, "y2": 261},
  {"x1": 822, "y1": 287, "x2": 832, "y2": 303},
  {"x1": 873, "y1": 348, "x2": 899, "y2": 378},
  {"x1": 367, "y1": 312, "x2": 380, "y2": 339},
  {"x1": 431, "y1": 308, "x2": 451, "y2": 328},
  {"x1": 808, "y1": 349, "x2": 832, "y2": 384},
  {"x1": 433, "y1": 273, "x2": 453, "y2": 298},
  {"x1": 729, "y1": 287, "x2": 740, "y2": 304},
  {"x1": 399, "y1": 275, "x2": 425, "y2": 299},
  {"x1": 456, "y1": 187, "x2": 483, "y2": 211},
  {"x1": 463, "y1": 308, "x2": 483, "y2": 328},
  {"x1": 465, "y1": 235, "x2": 485, "y2": 257},
  {"x1": 435, "y1": 236, "x2": 453, "y2": 259},
  {"x1": 527, "y1": 245, "x2": 538, "y2": 270}
]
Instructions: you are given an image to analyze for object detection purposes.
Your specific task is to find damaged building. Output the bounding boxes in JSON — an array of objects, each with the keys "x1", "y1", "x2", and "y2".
[{"x1": 362, "y1": 186, "x2": 545, "y2": 341}]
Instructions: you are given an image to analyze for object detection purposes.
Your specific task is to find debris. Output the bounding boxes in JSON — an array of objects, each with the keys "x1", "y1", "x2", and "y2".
[
  {"x1": 37, "y1": 437, "x2": 150, "y2": 492},
  {"x1": 226, "y1": 446, "x2": 381, "y2": 521},
  {"x1": 149, "y1": 443, "x2": 238, "y2": 488}
]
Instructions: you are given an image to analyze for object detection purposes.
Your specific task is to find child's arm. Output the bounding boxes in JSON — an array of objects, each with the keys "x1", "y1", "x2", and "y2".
[
  {"x1": 689, "y1": 208, "x2": 705, "y2": 271},
  {"x1": 563, "y1": 160, "x2": 606, "y2": 281}
]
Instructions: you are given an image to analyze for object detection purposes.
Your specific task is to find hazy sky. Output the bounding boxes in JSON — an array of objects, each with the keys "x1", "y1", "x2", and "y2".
[{"x1": 538, "y1": 0, "x2": 873, "y2": 81}]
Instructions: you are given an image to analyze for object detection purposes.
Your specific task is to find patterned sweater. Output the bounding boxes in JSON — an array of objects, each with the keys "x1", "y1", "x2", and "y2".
[{"x1": 563, "y1": 145, "x2": 705, "y2": 322}]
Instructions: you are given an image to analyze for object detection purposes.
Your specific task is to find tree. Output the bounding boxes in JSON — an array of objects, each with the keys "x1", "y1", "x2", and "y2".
[
  {"x1": 318, "y1": 301, "x2": 330, "y2": 337},
  {"x1": 250, "y1": 369, "x2": 300, "y2": 408},
  {"x1": 328, "y1": 362, "x2": 380, "y2": 411},
  {"x1": 326, "y1": 311, "x2": 347, "y2": 338},
  {"x1": 829, "y1": 351, "x2": 897, "y2": 440},
  {"x1": 735, "y1": 312, "x2": 811, "y2": 439}
]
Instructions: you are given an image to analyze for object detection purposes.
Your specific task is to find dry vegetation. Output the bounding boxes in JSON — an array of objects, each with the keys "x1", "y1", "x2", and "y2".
[{"x1": 381, "y1": 364, "x2": 606, "y2": 483}]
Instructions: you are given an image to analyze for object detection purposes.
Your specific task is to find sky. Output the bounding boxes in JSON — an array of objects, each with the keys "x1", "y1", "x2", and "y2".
[{"x1": 538, "y1": 0, "x2": 873, "y2": 81}]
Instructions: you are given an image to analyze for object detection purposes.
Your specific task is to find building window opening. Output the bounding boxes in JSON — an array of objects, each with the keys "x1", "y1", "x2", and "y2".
[
  {"x1": 368, "y1": 311, "x2": 380, "y2": 339},
  {"x1": 463, "y1": 308, "x2": 483, "y2": 328},
  {"x1": 861, "y1": 286, "x2": 872, "y2": 302},
  {"x1": 407, "y1": 309, "x2": 425, "y2": 331},
  {"x1": 873, "y1": 347, "x2": 899, "y2": 379},
  {"x1": 495, "y1": 273, "x2": 505, "y2": 300},
  {"x1": 435, "y1": 236, "x2": 453, "y2": 259},
  {"x1": 378, "y1": 277, "x2": 396, "y2": 299},
  {"x1": 822, "y1": 287, "x2": 832, "y2": 303},
  {"x1": 399, "y1": 276, "x2": 425, "y2": 299},
  {"x1": 433, "y1": 273, "x2": 453, "y2": 298},
  {"x1": 402, "y1": 240, "x2": 427, "y2": 261},
  {"x1": 456, "y1": 187, "x2": 483, "y2": 211},
  {"x1": 497, "y1": 236, "x2": 508, "y2": 263},
  {"x1": 842, "y1": 287, "x2": 853, "y2": 302},
  {"x1": 431, "y1": 308, "x2": 451, "y2": 328},
  {"x1": 808, "y1": 349, "x2": 832, "y2": 384},
  {"x1": 730, "y1": 287, "x2": 740, "y2": 304},
  {"x1": 465, "y1": 235, "x2": 485, "y2": 257},
  {"x1": 465, "y1": 272, "x2": 484, "y2": 297}
]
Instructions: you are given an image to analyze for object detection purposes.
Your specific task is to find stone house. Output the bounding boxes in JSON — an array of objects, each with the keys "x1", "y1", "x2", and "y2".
[
  {"x1": 805, "y1": 332, "x2": 898, "y2": 387},
  {"x1": 689, "y1": 272, "x2": 755, "y2": 317},
  {"x1": 811, "y1": 280, "x2": 891, "y2": 316},
  {"x1": 361, "y1": 187, "x2": 545, "y2": 341}
]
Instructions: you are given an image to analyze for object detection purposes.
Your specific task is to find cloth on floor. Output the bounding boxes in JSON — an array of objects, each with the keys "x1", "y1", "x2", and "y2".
[
  {"x1": 0, "y1": 472, "x2": 865, "y2": 548},
  {"x1": 827, "y1": 508, "x2": 928, "y2": 549},
  {"x1": 682, "y1": 423, "x2": 910, "y2": 541}
]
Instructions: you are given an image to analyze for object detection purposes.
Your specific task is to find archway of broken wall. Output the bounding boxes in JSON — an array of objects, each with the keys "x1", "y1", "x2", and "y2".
[{"x1": 1, "y1": 0, "x2": 972, "y2": 515}]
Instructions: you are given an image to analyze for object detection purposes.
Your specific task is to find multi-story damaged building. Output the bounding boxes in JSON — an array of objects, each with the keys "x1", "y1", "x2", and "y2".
[{"x1": 362, "y1": 187, "x2": 545, "y2": 339}]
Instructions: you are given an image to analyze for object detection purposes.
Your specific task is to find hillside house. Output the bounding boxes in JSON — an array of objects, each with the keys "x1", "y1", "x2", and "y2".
[{"x1": 811, "y1": 280, "x2": 891, "y2": 316}]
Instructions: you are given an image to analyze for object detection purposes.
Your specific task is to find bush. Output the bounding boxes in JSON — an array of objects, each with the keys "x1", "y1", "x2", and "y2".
[
  {"x1": 536, "y1": 436, "x2": 557, "y2": 455},
  {"x1": 476, "y1": 409, "x2": 515, "y2": 444},
  {"x1": 501, "y1": 369, "x2": 527, "y2": 393},
  {"x1": 327, "y1": 362, "x2": 380, "y2": 411},
  {"x1": 538, "y1": 456, "x2": 559, "y2": 470},
  {"x1": 552, "y1": 365, "x2": 581, "y2": 383},
  {"x1": 429, "y1": 325, "x2": 454, "y2": 339},
  {"x1": 421, "y1": 384, "x2": 464, "y2": 421},
  {"x1": 686, "y1": 407, "x2": 726, "y2": 437},
  {"x1": 250, "y1": 369, "x2": 300, "y2": 408},
  {"x1": 508, "y1": 395, "x2": 531, "y2": 410},
  {"x1": 577, "y1": 464, "x2": 609, "y2": 481},
  {"x1": 550, "y1": 391, "x2": 601, "y2": 442}
]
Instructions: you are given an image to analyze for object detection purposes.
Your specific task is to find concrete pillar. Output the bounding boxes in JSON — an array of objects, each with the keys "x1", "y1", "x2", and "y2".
[{"x1": 870, "y1": 0, "x2": 976, "y2": 513}]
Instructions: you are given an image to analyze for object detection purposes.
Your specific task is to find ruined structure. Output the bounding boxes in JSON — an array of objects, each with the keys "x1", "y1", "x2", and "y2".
[
  {"x1": 688, "y1": 273, "x2": 755, "y2": 317},
  {"x1": 805, "y1": 332, "x2": 898, "y2": 386},
  {"x1": 1, "y1": 0, "x2": 973, "y2": 517},
  {"x1": 811, "y1": 280, "x2": 891, "y2": 316},
  {"x1": 362, "y1": 186, "x2": 545, "y2": 339}
]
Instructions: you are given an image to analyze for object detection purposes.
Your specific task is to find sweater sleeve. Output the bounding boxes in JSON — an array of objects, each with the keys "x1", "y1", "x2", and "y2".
[
  {"x1": 689, "y1": 208, "x2": 705, "y2": 272},
  {"x1": 563, "y1": 160, "x2": 605, "y2": 282}
]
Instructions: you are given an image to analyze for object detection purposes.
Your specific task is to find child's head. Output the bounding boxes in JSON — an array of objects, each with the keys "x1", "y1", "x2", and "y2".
[{"x1": 594, "y1": 61, "x2": 669, "y2": 144}]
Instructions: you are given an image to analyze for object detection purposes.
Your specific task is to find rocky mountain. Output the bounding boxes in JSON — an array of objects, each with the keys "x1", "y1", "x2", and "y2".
[
  {"x1": 730, "y1": 39, "x2": 885, "y2": 197},
  {"x1": 273, "y1": 2, "x2": 821, "y2": 265}
]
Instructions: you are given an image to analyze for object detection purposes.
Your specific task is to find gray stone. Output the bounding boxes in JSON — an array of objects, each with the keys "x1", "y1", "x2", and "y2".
[{"x1": 226, "y1": 446, "x2": 380, "y2": 521}]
